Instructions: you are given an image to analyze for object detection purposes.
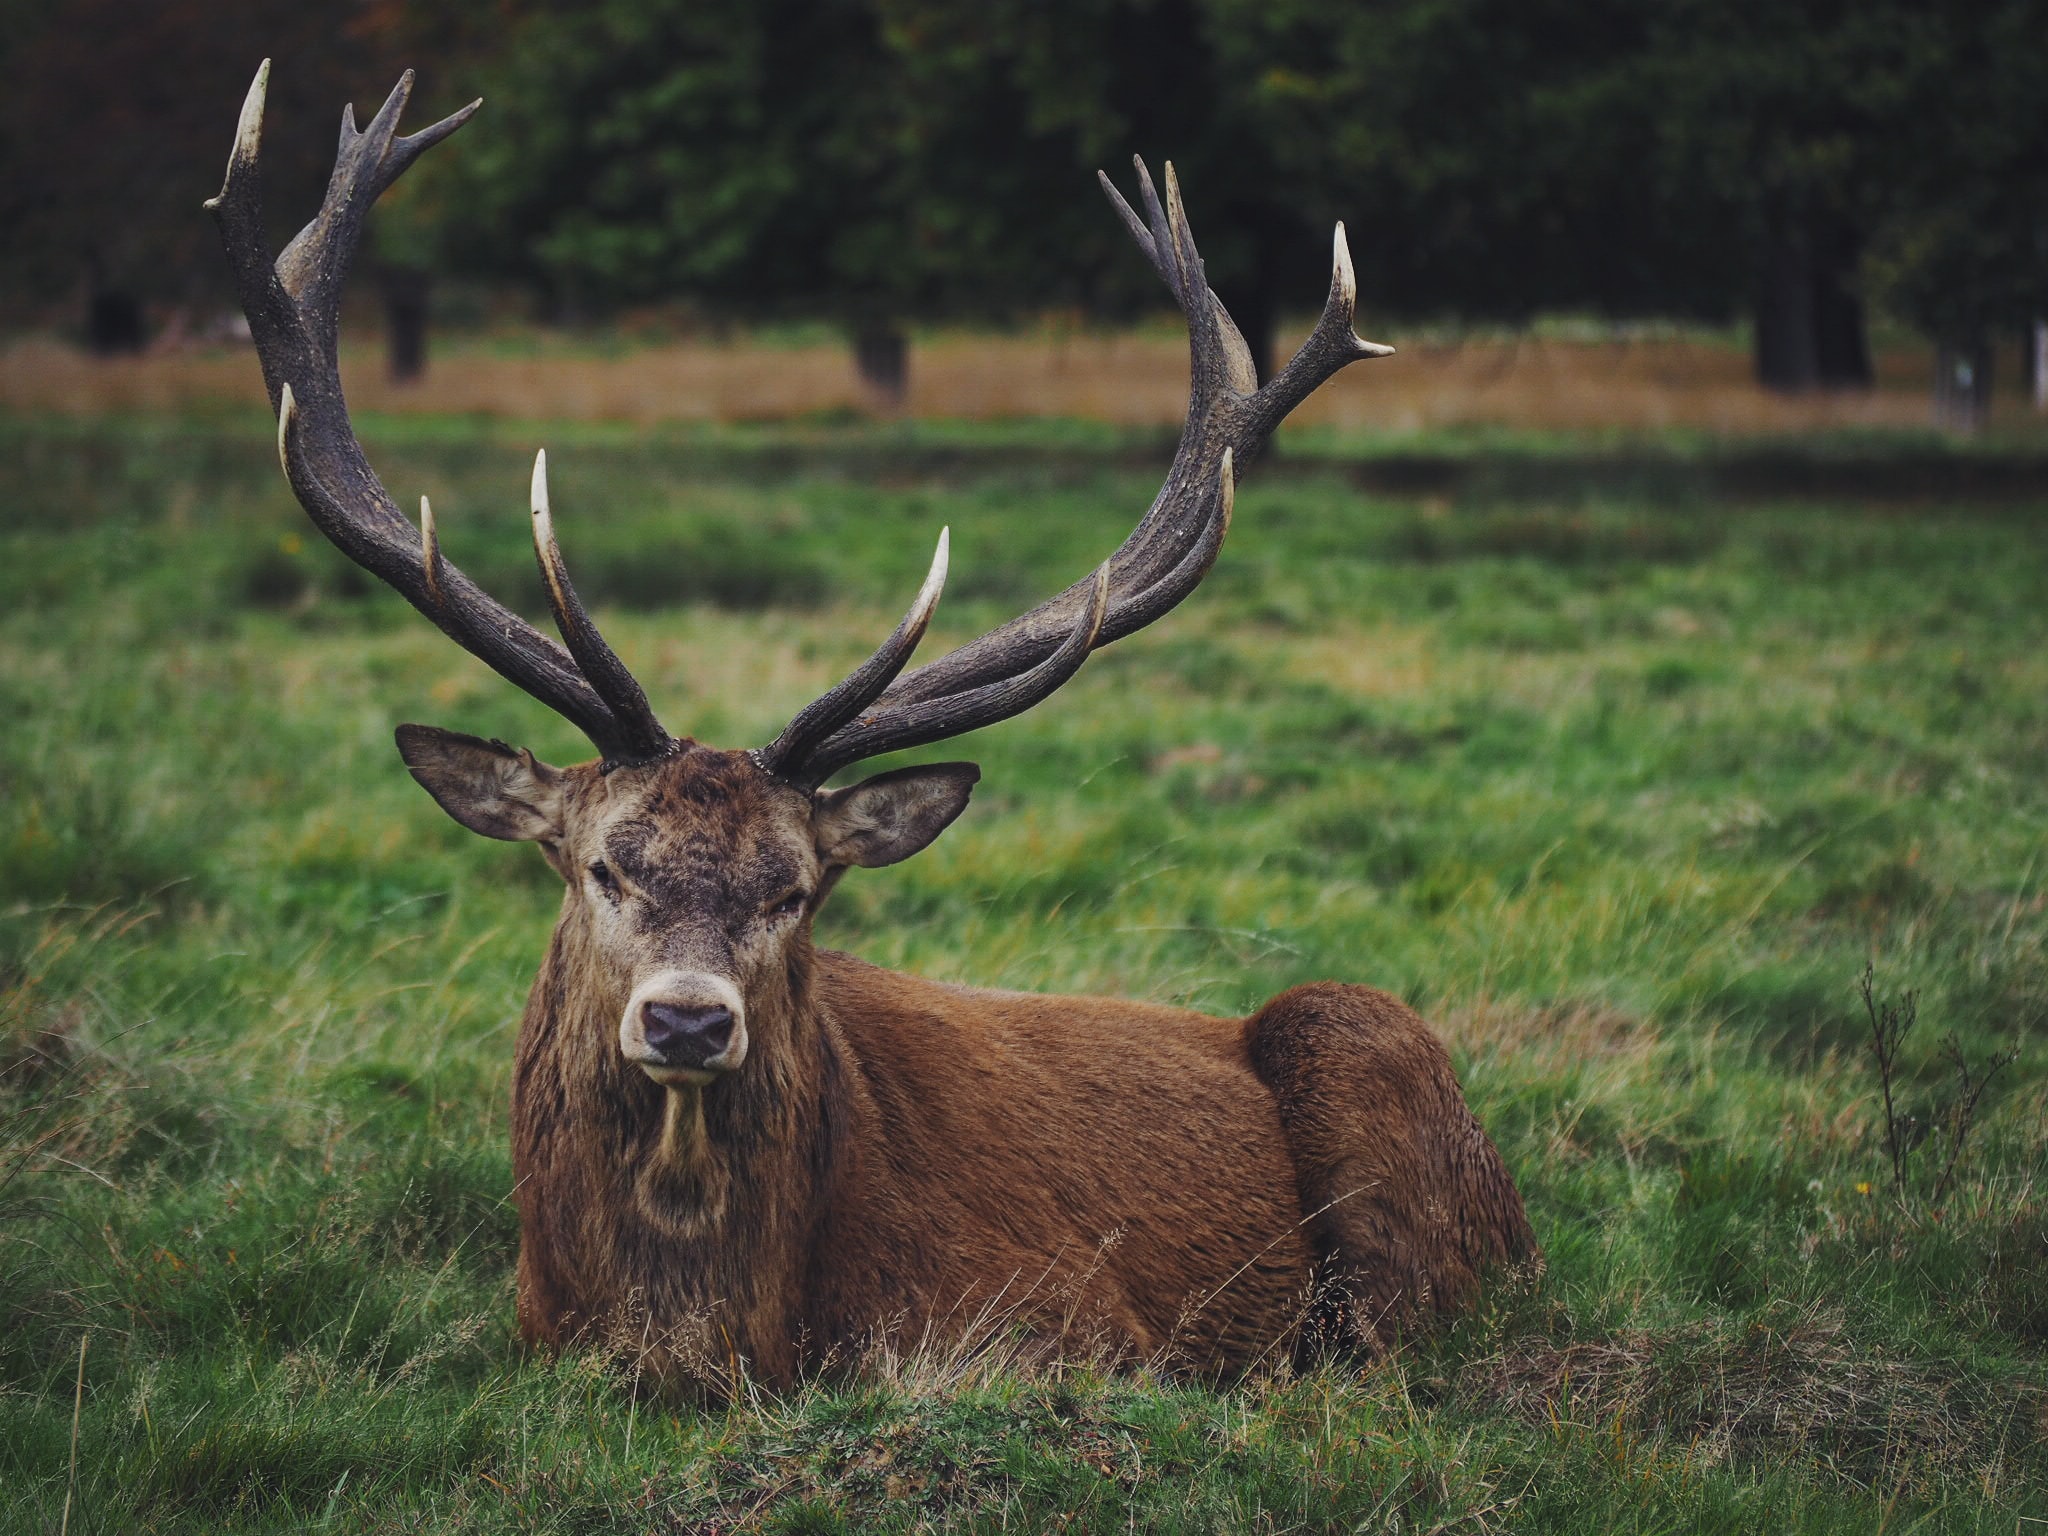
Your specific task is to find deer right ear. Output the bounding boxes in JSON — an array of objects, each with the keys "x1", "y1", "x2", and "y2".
[{"x1": 395, "y1": 724, "x2": 566, "y2": 843}]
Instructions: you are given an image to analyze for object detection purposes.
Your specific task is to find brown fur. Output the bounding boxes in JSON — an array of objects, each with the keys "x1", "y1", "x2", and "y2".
[{"x1": 409, "y1": 737, "x2": 1535, "y2": 1388}]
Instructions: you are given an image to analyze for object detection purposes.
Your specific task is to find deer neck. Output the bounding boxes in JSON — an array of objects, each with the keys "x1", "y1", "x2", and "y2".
[{"x1": 513, "y1": 929, "x2": 845, "y2": 1374}]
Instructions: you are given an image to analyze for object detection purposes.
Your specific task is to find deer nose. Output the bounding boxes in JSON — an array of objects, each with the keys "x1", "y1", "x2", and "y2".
[{"x1": 639, "y1": 1001, "x2": 735, "y2": 1067}]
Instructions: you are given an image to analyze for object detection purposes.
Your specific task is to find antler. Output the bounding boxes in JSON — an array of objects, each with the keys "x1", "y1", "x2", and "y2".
[
  {"x1": 759, "y1": 158, "x2": 1393, "y2": 787},
  {"x1": 207, "y1": 63, "x2": 674, "y2": 766}
]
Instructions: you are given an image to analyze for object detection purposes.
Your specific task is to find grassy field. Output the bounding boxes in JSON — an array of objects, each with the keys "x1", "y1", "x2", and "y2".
[{"x1": 2, "y1": 408, "x2": 2044, "y2": 1532}]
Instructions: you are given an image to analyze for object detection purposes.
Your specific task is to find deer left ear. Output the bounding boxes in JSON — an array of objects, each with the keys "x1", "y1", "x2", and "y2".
[{"x1": 814, "y1": 762, "x2": 980, "y2": 869}]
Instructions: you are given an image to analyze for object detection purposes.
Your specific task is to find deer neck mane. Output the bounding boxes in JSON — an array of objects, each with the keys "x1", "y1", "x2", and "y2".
[{"x1": 513, "y1": 925, "x2": 848, "y2": 1373}]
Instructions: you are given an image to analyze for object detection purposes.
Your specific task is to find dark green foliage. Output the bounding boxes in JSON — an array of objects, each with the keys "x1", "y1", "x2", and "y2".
[{"x1": 2, "y1": 413, "x2": 2046, "y2": 1530}]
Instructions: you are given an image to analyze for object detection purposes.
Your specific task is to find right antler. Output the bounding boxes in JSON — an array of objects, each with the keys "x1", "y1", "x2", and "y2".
[
  {"x1": 207, "y1": 62, "x2": 675, "y2": 766},
  {"x1": 757, "y1": 158, "x2": 1393, "y2": 786}
]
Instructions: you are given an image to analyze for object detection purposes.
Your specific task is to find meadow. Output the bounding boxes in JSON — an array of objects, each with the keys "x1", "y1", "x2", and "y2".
[{"x1": 1, "y1": 404, "x2": 2044, "y2": 1532}]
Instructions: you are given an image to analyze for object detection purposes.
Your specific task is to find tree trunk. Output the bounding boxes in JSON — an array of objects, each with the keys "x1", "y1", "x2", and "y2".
[
  {"x1": 2030, "y1": 320, "x2": 2047, "y2": 411},
  {"x1": 1934, "y1": 338, "x2": 1994, "y2": 434},
  {"x1": 854, "y1": 324, "x2": 908, "y2": 407},
  {"x1": 381, "y1": 266, "x2": 431, "y2": 384},
  {"x1": 1811, "y1": 224, "x2": 1872, "y2": 388},
  {"x1": 1753, "y1": 194, "x2": 1870, "y2": 392},
  {"x1": 86, "y1": 283, "x2": 145, "y2": 356},
  {"x1": 1754, "y1": 206, "x2": 1818, "y2": 392}
]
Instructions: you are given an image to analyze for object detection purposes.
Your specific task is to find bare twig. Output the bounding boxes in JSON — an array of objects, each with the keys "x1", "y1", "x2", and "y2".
[
  {"x1": 1858, "y1": 965, "x2": 1918, "y2": 1197},
  {"x1": 1929, "y1": 1034, "x2": 2018, "y2": 1206}
]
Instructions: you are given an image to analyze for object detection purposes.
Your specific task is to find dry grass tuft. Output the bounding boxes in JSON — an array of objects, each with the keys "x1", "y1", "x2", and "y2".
[
  {"x1": 1439, "y1": 999, "x2": 1651, "y2": 1061},
  {"x1": 1470, "y1": 1301, "x2": 2037, "y2": 1484}
]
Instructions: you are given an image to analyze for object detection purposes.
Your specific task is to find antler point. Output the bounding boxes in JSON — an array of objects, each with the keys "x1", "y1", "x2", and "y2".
[
  {"x1": 274, "y1": 384, "x2": 296, "y2": 475},
  {"x1": 419, "y1": 496, "x2": 444, "y2": 607},
  {"x1": 219, "y1": 58, "x2": 270, "y2": 190},
  {"x1": 918, "y1": 527, "x2": 951, "y2": 613}
]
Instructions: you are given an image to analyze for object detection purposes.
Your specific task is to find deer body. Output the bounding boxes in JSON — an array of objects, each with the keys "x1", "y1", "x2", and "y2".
[
  {"x1": 514, "y1": 943, "x2": 1319, "y2": 1380},
  {"x1": 209, "y1": 65, "x2": 1536, "y2": 1389}
]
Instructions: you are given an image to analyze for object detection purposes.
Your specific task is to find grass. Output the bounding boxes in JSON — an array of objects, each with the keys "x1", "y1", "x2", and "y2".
[{"x1": 1, "y1": 409, "x2": 2044, "y2": 1532}]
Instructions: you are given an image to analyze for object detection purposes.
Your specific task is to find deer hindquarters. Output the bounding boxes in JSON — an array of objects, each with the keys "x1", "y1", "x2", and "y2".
[{"x1": 1244, "y1": 982, "x2": 1537, "y2": 1354}]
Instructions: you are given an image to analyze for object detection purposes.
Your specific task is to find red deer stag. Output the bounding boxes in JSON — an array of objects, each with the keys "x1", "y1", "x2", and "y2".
[{"x1": 209, "y1": 65, "x2": 1535, "y2": 1387}]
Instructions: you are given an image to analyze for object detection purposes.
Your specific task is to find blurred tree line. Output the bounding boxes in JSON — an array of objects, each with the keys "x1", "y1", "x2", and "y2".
[{"x1": 4, "y1": 0, "x2": 2043, "y2": 418}]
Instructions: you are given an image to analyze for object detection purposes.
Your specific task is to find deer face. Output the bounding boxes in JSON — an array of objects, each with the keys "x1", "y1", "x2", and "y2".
[{"x1": 394, "y1": 726, "x2": 978, "y2": 1086}]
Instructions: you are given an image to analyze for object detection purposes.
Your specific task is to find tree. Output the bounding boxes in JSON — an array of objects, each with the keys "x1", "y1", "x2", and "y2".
[
  {"x1": 1201, "y1": 0, "x2": 1741, "y2": 332},
  {"x1": 0, "y1": 0, "x2": 494, "y2": 365},
  {"x1": 1622, "y1": 0, "x2": 1945, "y2": 392},
  {"x1": 1861, "y1": 0, "x2": 2048, "y2": 429},
  {"x1": 878, "y1": 0, "x2": 1324, "y2": 379}
]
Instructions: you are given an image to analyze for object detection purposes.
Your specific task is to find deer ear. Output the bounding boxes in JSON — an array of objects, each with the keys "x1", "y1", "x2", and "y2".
[
  {"x1": 395, "y1": 724, "x2": 566, "y2": 843},
  {"x1": 813, "y1": 762, "x2": 980, "y2": 870}
]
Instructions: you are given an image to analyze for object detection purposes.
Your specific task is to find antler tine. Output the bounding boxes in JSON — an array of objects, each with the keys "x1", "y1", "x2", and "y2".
[
  {"x1": 757, "y1": 529, "x2": 950, "y2": 780},
  {"x1": 418, "y1": 496, "x2": 446, "y2": 610},
  {"x1": 760, "y1": 162, "x2": 1382, "y2": 786},
  {"x1": 529, "y1": 452, "x2": 674, "y2": 764},
  {"x1": 794, "y1": 560, "x2": 1112, "y2": 788},
  {"x1": 1160, "y1": 162, "x2": 1257, "y2": 401},
  {"x1": 1249, "y1": 221, "x2": 1396, "y2": 434},
  {"x1": 211, "y1": 63, "x2": 665, "y2": 765},
  {"x1": 1097, "y1": 170, "x2": 1157, "y2": 277}
]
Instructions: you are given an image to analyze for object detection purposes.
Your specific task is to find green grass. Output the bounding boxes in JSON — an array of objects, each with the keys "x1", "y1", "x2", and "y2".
[{"x1": 2, "y1": 411, "x2": 2044, "y2": 1532}]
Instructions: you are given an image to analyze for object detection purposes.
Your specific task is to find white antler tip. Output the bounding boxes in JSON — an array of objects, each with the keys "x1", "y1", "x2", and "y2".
[
  {"x1": 530, "y1": 449, "x2": 550, "y2": 517},
  {"x1": 209, "y1": 58, "x2": 270, "y2": 208},
  {"x1": 419, "y1": 496, "x2": 444, "y2": 604},
  {"x1": 274, "y1": 383, "x2": 296, "y2": 474},
  {"x1": 235, "y1": 59, "x2": 270, "y2": 161},
  {"x1": 915, "y1": 526, "x2": 950, "y2": 614},
  {"x1": 1333, "y1": 222, "x2": 1356, "y2": 310}
]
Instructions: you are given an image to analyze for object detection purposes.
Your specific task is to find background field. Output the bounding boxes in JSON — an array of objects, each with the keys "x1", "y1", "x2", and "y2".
[
  {"x1": 2, "y1": 401, "x2": 2045, "y2": 1532},
  {"x1": 9, "y1": 324, "x2": 2048, "y2": 437}
]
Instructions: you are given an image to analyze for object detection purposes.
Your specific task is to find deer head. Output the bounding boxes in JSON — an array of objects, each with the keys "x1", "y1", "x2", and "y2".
[
  {"x1": 397, "y1": 728, "x2": 979, "y2": 1084},
  {"x1": 207, "y1": 63, "x2": 1393, "y2": 1090}
]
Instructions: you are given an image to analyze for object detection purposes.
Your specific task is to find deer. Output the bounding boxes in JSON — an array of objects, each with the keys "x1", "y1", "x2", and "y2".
[{"x1": 207, "y1": 64, "x2": 1536, "y2": 1390}]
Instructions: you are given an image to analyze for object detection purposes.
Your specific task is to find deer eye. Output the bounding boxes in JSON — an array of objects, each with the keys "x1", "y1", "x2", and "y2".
[
  {"x1": 588, "y1": 861, "x2": 622, "y2": 901},
  {"x1": 766, "y1": 890, "x2": 808, "y2": 922}
]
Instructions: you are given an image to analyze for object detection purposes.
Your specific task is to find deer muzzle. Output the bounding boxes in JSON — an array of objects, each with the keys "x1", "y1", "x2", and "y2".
[{"x1": 620, "y1": 973, "x2": 749, "y2": 1083}]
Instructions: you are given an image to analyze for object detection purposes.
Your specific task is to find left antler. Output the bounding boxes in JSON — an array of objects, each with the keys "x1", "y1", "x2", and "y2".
[
  {"x1": 758, "y1": 159, "x2": 1393, "y2": 787},
  {"x1": 207, "y1": 63, "x2": 675, "y2": 766}
]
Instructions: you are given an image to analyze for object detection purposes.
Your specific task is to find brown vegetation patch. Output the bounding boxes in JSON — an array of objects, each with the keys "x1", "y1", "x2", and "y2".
[
  {"x1": 1, "y1": 328, "x2": 2017, "y2": 435},
  {"x1": 1437, "y1": 999, "x2": 1654, "y2": 1067}
]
